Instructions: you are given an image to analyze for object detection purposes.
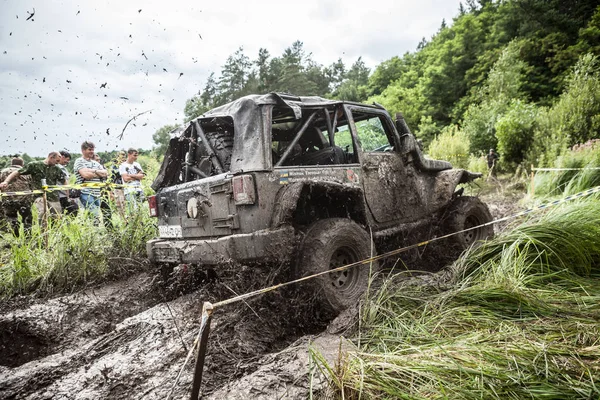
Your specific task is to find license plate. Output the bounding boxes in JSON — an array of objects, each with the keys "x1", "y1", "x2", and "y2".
[{"x1": 159, "y1": 225, "x2": 183, "y2": 238}]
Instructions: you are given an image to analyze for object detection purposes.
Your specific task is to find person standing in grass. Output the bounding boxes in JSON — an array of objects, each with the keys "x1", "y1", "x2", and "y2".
[
  {"x1": 119, "y1": 148, "x2": 146, "y2": 210},
  {"x1": 93, "y1": 154, "x2": 114, "y2": 230},
  {"x1": 110, "y1": 151, "x2": 127, "y2": 216},
  {"x1": 0, "y1": 157, "x2": 34, "y2": 230},
  {"x1": 487, "y1": 148, "x2": 499, "y2": 179},
  {"x1": 73, "y1": 141, "x2": 107, "y2": 217},
  {"x1": 57, "y1": 150, "x2": 79, "y2": 216},
  {"x1": 0, "y1": 152, "x2": 64, "y2": 219}
]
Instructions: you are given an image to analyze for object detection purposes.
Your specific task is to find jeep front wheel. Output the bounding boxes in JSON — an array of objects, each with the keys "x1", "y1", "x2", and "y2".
[
  {"x1": 297, "y1": 218, "x2": 378, "y2": 314},
  {"x1": 444, "y1": 196, "x2": 494, "y2": 250}
]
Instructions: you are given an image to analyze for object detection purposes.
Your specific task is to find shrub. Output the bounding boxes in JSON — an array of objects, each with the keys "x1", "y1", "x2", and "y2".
[
  {"x1": 427, "y1": 125, "x2": 470, "y2": 169},
  {"x1": 495, "y1": 99, "x2": 537, "y2": 169}
]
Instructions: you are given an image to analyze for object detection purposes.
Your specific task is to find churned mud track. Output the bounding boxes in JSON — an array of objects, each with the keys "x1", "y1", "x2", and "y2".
[{"x1": 0, "y1": 264, "x2": 330, "y2": 399}]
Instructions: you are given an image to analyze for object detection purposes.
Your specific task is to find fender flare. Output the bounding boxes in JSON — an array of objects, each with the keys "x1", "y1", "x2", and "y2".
[{"x1": 431, "y1": 169, "x2": 481, "y2": 211}]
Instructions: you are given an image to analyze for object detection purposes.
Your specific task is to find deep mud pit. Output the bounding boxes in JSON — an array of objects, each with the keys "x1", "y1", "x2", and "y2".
[
  {"x1": 0, "y1": 194, "x2": 521, "y2": 399},
  {"x1": 0, "y1": 264, "x2": 334, "y2": 399}
]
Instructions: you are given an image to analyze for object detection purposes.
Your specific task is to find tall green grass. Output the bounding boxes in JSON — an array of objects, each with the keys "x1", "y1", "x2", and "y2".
[
  {"x1": 0, "y1": 202, "x2": 157, "y2": 298},
  {"x1": 315, "y1": 199, "x2": 600, "y2": 399},
  {"x1": 531, "y1": 140, "x2": 600, "y2": 198}
]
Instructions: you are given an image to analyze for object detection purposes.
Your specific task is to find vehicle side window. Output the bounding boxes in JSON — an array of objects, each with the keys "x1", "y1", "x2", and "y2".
[{"x1": 352, "y1": 112, "x2": 393, "y2": 152}]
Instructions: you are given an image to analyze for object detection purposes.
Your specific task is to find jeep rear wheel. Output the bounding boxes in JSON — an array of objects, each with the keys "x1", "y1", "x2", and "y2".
[
  {"x1": 444, "y1": 196, "x2": 494, "y2": 250},
  {"x1": 297, "y1": 218, "x2": 378, "y2": 314}
]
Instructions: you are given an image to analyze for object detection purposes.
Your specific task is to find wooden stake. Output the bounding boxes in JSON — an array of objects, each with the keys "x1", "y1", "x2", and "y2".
[{"x1": 190, "y1": 302, "x2": 214, "y2": 400}]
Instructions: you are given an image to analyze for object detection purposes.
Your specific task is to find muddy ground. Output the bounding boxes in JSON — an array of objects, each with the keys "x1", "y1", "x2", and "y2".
[{"x1": 0, "y1": 192, "x2": 522, "y2": 399}]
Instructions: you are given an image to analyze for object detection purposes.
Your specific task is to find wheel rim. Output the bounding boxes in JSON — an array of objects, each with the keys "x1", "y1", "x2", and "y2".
[
  {"x1": 463, "y1": 215, "x2": 483, "y2": 244},
  {"x1": 328, "y1": 247, "x2": 359, "y2": 290}
]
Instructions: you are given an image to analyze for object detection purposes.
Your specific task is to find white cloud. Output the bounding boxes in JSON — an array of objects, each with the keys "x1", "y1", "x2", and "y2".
[{"x1": 0, "y1": 0, "x2": 461, "y2": 157}]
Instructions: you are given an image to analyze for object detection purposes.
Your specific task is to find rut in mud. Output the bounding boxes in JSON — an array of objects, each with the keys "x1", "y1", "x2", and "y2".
[{"x1": 0, "y1": 262, "x2": 332, "y2": 399}]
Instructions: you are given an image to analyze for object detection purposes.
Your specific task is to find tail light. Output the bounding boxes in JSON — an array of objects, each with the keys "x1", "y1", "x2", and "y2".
[
  {"x1": 232, "y1": 175, "x2": 256, "y2": 205},
  {"x1": 148, "y1": 195, "x2": 158, "y2": 217}
]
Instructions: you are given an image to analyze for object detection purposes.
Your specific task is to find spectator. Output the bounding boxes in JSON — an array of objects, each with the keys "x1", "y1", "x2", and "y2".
[
  {"x1": 119, "y1": 148, "x2": 145, "y2": 209},
  {"x1": 0, "y1": 152, "x2": 64, "y2": 219},
  {"x1": 487, "y1": 149, "x2": 499, "y2": 178},
  {"x1": 93, "y1": 154, "x2": 114, "y2": 229},
  {"x1": 0, "y1": 157, "x2": 34, "y2": 230},
  {"x1": 110, "y1": 151, "x2": 126, "y2": 216},
  {"x1": 73, "y1": 141, "x2": 107, "y2": 217},
  {"x1": 57, "y1": 150, "x2": 79, "y2": 216}
]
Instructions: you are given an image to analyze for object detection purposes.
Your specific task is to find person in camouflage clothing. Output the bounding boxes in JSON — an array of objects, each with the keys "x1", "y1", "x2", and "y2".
[
  {"x1": 0, "y1": 152, "x2": 65, "y2": 220},
  {"x1": 0, "y1": 157, "x2": 33, "y2": 230}
]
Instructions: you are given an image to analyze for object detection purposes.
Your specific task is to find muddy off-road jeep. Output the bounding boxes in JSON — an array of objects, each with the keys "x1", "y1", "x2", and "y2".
[{"x1": 147, "y1": 93, "x2": 493, "y2": 312}]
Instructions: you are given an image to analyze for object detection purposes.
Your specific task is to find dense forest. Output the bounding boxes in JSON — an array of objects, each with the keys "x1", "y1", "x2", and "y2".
[{"x1": 166, "y1": 0, "x2": 600, "y2": 170}]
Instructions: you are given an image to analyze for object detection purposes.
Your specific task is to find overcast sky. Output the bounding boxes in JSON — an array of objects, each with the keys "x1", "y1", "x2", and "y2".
[{"x1": 0, "y1": 0, "x2": 461, "y2": 157}]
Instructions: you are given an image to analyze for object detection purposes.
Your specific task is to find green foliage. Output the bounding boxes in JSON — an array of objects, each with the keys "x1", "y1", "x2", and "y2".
[
  {"x1": 462, "y1": 40, "x2": 528, "y2": 155},
  {"x1": 427, "y1": 125, "x2": 471, "y2": 169},
  {"x1": 331, "y1": 57, "x2": 370, "y2": 102},
  {"x1": 353, "y1": 117, "x2": 389, "y2": 151},
  {"x1": 467, "y1": 153, "x2": 488, "y2": 174},
  {"x1": 415, "y1": 115, "x2": 442, "y2": 149},
  {"x1": 184, "y1": 96, "x2": 210, "y2": 122},
  {"x1": 495, "y1": 99, "x2": 538, "y2": 168},
  {"x1": 529, "y1": 53, "x2": 600, "y2": 166},
  {"x1": 151, "y1": 124, "x2": 179, "y2": 157},
  {"x1": 531, "y1": 139, "x2": 600, "y2": 198},
  {"x1": 315, "y1": 198, "x2": 600, "y2": 399},
  {"x1": 0, "y1": 205, "x2": 157, "y2": 298}
]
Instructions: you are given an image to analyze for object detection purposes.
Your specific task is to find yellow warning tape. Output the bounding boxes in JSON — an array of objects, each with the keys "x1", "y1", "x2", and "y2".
[
  {"x1": 211, "y1": 185, "x2": 600, "y2": 309},
  {"x1": 0, "y1": 182, "x2": 128, "y2": 198}
]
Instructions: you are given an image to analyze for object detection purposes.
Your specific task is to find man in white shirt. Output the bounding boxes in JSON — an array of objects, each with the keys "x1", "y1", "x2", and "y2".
[{"x1": 119, "y1": 148, "x2": 145, "y2": 209}]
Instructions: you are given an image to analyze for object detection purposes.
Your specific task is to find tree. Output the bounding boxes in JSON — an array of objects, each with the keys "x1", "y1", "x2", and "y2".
[
  {"x1": 529, "y1": 53, "x2": 600, "y2": 166},
  {"x1": 152, "y1": 124, "x2": 179, "y2": 157},
  {"x1": 218, "y1": 47, "x2": 252, "y2": 103},
  {"x1": 256, "y1": 48, "x2": 271, "y2": 93},
  {"x1": 462, "y1": 40, "x2": 528, "y2": 154},
  {"x1": 334, "y1": 57, "x2": 370, "y2": 102},
  {"x1": 326, "y1": 58, "x2": 346, "y2": 92}
]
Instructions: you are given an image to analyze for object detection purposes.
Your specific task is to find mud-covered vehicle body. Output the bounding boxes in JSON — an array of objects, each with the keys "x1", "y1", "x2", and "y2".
[{"x1": 147, "y1": 93, "x2": 492, "y2": 311}]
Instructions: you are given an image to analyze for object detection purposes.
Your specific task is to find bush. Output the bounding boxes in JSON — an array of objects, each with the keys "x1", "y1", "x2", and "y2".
[
  {"x1": 427, "y1": 125, "x2": 470, "y2": 169},
  {"x1": 495, "y1": 99, "x2": 537, "y2": 169}
]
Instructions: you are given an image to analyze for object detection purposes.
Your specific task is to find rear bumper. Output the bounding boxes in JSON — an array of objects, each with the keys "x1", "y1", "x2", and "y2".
[{"x1": 146, "y1": 226, "x2": 297, "y2": 265}]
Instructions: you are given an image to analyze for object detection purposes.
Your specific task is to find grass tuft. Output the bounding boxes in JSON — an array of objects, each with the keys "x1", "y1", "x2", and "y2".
[{"x1": 0, "y1": 203, "x2": 157, "y2": 298}]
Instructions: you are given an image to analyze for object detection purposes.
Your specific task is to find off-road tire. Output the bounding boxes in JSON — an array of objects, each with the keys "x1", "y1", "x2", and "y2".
[
  {"x1": 297, "y1": 218, "x2": 378, "y2": 314},
  {"x1": 444, "y1": 196, "x2": 494, "y2": 250},
  {"x1": 206, "y1": 131, "x2": 233, "y2": 172}
]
